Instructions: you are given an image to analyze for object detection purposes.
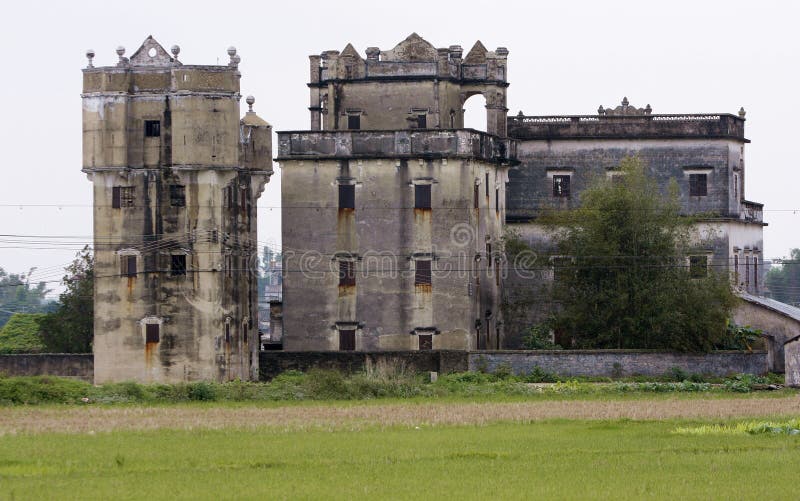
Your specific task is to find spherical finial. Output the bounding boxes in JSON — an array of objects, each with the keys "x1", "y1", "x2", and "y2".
[
  {"x1": 598, "y1": 105, "x2": 605, "y2": 115},
  {"x1": 621, "y1": 96, "x2": 629, "y2": 106},
  {"x1": 171, "y1": 45, "x2": 180, "y2": 58},
  {"x1": 85, "y1": 49, "x2": 95, "y2": 68},
  {"x1": 232, "y1": 54, "x2": 241, "y2": 65},
  {"x1": 227, "y1": 46, "x2": 237, "y2": 57},
  {"x1": 116, "y1": 46, "x2": 126, "y2": 57},
  {"x1": 738, "y1": 107, "x2": 746, "y2": 118},
  {"x1": 246, "y1": 95, "x2": 255, "y2": 112}
]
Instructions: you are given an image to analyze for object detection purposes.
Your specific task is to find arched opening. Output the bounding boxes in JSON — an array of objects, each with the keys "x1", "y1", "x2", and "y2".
[{"x1": 463, "y1": 93, "x2": 487, "y2": 132}]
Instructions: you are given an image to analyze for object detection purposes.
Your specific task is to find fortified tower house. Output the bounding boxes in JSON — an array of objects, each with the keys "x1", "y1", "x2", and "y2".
[
  {"x1": 82, "y1": 37, "x2": 272, "y2": 383},
  {"x1": 280, "y1": 34, "x2": 517, "y2": 351}
]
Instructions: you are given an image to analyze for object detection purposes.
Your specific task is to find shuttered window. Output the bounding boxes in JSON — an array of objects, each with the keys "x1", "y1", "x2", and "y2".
[
  {"x1": 145, "y1": 323, "x2": 160, "y2": 343},
  {"x1": 415, "y1": 260, "x2": 432, "y2": 286},
  {"x1": 415, "y1": 185, "x2": 431, "y2": 209},
  {"x1": 339, "y1": 330, "x2": 356, "y2": 351}
]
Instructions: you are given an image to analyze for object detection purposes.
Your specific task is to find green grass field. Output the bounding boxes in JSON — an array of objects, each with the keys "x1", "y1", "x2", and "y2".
[{"x1": 1, "y1": 398, "x2": 799, "y2": 499}]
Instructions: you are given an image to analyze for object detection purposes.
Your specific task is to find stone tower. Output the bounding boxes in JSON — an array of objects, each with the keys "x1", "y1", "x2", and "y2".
[
  {"x1": 82, "y1": 37, "x2": 272, "y2": 383},
  {"x1": 281, "y1": 34, "x2": 517, "y2": 351}
]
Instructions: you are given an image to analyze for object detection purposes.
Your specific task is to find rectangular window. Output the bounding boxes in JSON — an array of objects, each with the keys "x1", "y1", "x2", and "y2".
[
  {"x1": 415, "y1": 260, "x2": 432, "y2": 286},
  {"x1": 495, "y1": 188, "x2": 500, "y2": 214},
  {"x1": 754, "y1": 256, "x2": 758, "y2": 289},
  {"x1": 339, "y1": 261, "x2": 355, "y2": 287},
  {"x1": 144, "y1": 120, "x2": 161, "y2": 138},
  {"x1": 418, "y1": 334, "x2": 432, "y2": 351},
  {"x1": 474, "y1": 184, "x2": 479, "y2": 209},
  {"x1": 690, "y1": 255, "x2": 708, "y2": 278},
  {"x1": 417, "y1": 114, "x2": 427, "y2": 129},
  {"x1": 553, "y1": 175, "x2": 571, "y2": 197},
  {"x1": 112, "y1": 186, "x2": 135, "y2": 208},
  {"x1": 171, "y1": 255, "x2": 187, "y2": 276},
  {"x1": 347, "y1": 115, "x2": 360, "y2": 130},
  {"x1": 339, "y1": 184, "x2": 355, "y2": 209},
  {"x1": 145, "y1": 324, "x2": 160, "y2": 343},
  {"x1": 339, "y1": 330, "x2": 356, "y2": 351},
  {"x1": 734, "y1": 254, "x2": 739, "y2": 283},
  {"x1": 169, "y1": 185, "x2": 185, "y2": 207},
  {"x1": 689, "y1": 174, "x2": 708, "y2": 196},
  {"x1": 745, "y1": 256, "x2": 751, "y2": 286},
  {"x1": 121, "y1": 255, "x2": 137, "y2": 277},
  {"x1": 415, "y1": 184, "x2": 431, "y2": 209},
  {"x1": 485, "y1": 173, "x2": 490, "y2": 197},
  {"x1": 486, "y1": 243, "x2": 492, "y2": 268}
]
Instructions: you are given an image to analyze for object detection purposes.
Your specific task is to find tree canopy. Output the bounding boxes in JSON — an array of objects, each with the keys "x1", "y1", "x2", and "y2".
[
  {"x1": 38, "y1": 247, "x2": 94, "y2": 353},
  {"x1": 766, "y1": 248, "x2": 800, "y2": 307},
  {"x1": 540, "y1": 157, "x2": 737, "y2": 351},
  {"x1": 0, "y1": 268, "x2": 51, "y2": 328}
]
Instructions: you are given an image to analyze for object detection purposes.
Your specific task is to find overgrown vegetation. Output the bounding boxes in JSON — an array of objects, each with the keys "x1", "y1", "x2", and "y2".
[
  {"x1": 0, "y1": 369, "x2": 787, "y2": 405},
  {"x1": 536, "y1": 157, "x2": 737, "y2": 351},
  {"x1": 0, "y1": 313, "x2": 46, "y2": 353},
  {"x1": 0, "y1": 267, "x2": 51, "y2": 329},
  {"x1": 38, "y1": 247, "x2": 93, "y2": 353}
]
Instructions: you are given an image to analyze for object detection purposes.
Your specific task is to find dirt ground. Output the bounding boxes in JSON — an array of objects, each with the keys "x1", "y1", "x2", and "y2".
[{"x1": 2, "y1": 396, "x2": 799, "y2": 435}]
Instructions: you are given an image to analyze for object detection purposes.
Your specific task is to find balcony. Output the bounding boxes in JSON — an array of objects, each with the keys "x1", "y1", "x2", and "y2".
[
  {"x1": 741, "y1": 200, "x2": 763, "y2": 223},
  {"x1": 277, "y1": 129, "x2": 518, "y2": 165}
]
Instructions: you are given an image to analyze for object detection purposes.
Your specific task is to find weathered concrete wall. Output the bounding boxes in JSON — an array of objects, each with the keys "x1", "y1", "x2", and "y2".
[
  {"x1": 258, "y1": 350, "x2": 468, "y2": 380},
  {"x1": 0, "y1": 354, "x2": 94, "y2": 381},
  {"x1": 309, "y1": 34, "x2": 509, "y2": 136},
  {"x1": 469, "y1": 350, "x2": 768, "y2": 377},
  {"x1": 279, "y1": 130, "x2": 514, "y2": 352},
  {"x1": 84, "y1": 37, "x2": 271, "y2": 383},
  {"x1": 734, "y1": 294, "x2": 800, "y2": 372},
  {"x1": 785, "y1": 337, "x2": 800, "y2": 386}
]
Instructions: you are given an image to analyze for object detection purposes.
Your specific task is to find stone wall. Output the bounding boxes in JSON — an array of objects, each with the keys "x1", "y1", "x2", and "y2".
[
  {"x1": 784, "y1": 337, "x2": 800, "y2": 387},
  {"x1": 468, "y1": 350, "x2": 768, "y2": 377},
  {"x1": 259, "y1": 351, "x2": 468, "y2": 380},
  {"x1": 0, "y1": 354, "x2": 94, "y2": 381}
]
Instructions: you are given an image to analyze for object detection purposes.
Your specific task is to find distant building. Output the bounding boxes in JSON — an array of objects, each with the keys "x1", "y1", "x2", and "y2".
[{"x1": 82, "y1": 37, "x2": 272, "y2": 383}]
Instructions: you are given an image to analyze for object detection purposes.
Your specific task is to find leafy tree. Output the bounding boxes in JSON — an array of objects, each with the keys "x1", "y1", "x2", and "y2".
[
  {"x1": 38, "y1": 247, "x2": 94, "y2": 353},
  {"x1": 0, "y1": 268, "x2": 51, "y2": 328},
  {"x1": 540, "y1": 157, "x2": 737, "y2": 351},
  {"x1": 0, "y1": 313, "x2": 47, "y2": 353},
  {"x1": 766, "y1": 248, "x2": 800, "y2": 306}
]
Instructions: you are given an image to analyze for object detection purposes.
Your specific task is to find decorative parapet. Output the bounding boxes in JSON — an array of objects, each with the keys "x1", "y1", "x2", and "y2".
[
  {"x1": 276, "y1": 129, "x2": 518, "y2": 165},
  {"x1": 508, "y1": 112, "x2": 746, "y2": 141}
]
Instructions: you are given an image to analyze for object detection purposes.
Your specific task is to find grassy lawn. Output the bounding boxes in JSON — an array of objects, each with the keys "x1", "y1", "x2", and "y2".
[{"x1": 1, "y1": 399, "x2": 799, "y2": 499}]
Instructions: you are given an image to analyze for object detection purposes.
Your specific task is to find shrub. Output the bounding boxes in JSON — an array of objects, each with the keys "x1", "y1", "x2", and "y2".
[
  {"x1": 665, "y1": 366, "x2": 689, "y2": 382},
  {"x1": 0, "y1": 313, "x2": 47, "y2": 354},
  {"x1": 524, "y1": 366, "x2": 557, "y2": 383},
  {"x1": 521, "y1": 324, "x2": 562, "y2": 350}
]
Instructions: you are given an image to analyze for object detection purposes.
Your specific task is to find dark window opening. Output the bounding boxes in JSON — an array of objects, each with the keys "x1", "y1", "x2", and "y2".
[
  {"x1": 745, "y1": 256, "x2": 751, "y2": 286},
  {"x1": 169, "y1": 185, "x2": 185, "y2": 207},
  {"x1": 347, "y1": 114, "x2": 360, "y2": 130},
  {"x1": 339, "y1": 260, "x2": 356, "y2": 287},
  {"x1": 225, "y1": 323, "x2": 231, "y2": 344},
  {"x1": 415, "y1": 184, "x2": 431, "y2": 209},
  {"x1": 495, "y1": 188, "x2": 500, "y2": 214},
  {"x1": 754, "y1": 256, "x2": 758, "y2": 289},
  {"x1": 240, "y1": 187, "x2": 248, "y2": 213},
  {"x1": 171, "y1": 254, "x2": 187, "y2": 276},
  {"x1": 339, "y1": 184, "x2": 355, "y2": 209},
  {"x1": 121, "y1": 255, "x2": 137, "y2": 277},
  {"x1": 485, "y1": 173, "x2": 490, "y2": 197},
  {"x1": 474, "y1": 184, "x2": 479, "y2": 209},
  {"x1": 553, "y1": 175, "x2": 571, "y2": 197},
  {"x1": 345, "y1": 66, "x2": 353, "y2": 79},
  {"x1": 689, "y1": 255, "x2": 708, "y2": 278},
  {"x1": 339, "y1": 329, "x2": 356, "y2": 351},
  {"x1": 145, "y1": 323, "x2": 160, "y2": 343},
  {"x1": 734, "y1": 254, "x2": 739, "y2": 283},
  {"x1": 486, "y1": 243, "x2": 492, "y2": 268},
  {"x1": 417, "y1": 114, "x2": 427, "y2": 129},
  {"x1": 145, "y1": 120, "x2": 161, "y2": 138},
  {"x1": 112, "y1": 186, "x2": 135, "y2": 208},
  {"x1": 419, "y1": 334, "x2": 432, "y2": 351},
  {"x1": 415, "y1": 260, "x2": 432, "y2": 286},
  {"x1": 689, "y1": 174, "x2": 708, "y2": 196}
]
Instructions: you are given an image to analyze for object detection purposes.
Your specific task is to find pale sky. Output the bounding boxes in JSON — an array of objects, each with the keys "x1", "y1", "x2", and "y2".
[{"x1": 1, "y1": 0, "x2": 798, "y2": 296}]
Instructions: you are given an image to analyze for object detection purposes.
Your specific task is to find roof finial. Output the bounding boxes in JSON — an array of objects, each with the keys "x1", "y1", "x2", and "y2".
[
  {"x1": 85, "y1": 49, "x2": 95, "y2": 68},
  {"x1": 598, "y1": 105, "x2": 605, "y2": 115},
  {"x1": 170, "y1": 45, "x2": 180, "y2": 61},
  {"x1": 246, "y1": 95, "x2": 255, "y2": 113},
  {"x1": 116, "y1": 46, "x2": 128, "y2": 66},
  {"x1": 621, "y1": 96, "x2": 629, "y2": 106},
  {"x1": 645, "y1": 104, "x2": 652, "y2": 114},
  {"x1": 739, "y1": 107, "x2": 746, "y2": 118},
  {"x1": 227, "y1": 46, "x2": 239, "y2": 67}
]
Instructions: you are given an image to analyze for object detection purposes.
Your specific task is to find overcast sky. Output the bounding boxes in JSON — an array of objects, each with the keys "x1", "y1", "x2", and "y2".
[{"x1": 1, "y1": 0, "x2": 797, "y2": 295}]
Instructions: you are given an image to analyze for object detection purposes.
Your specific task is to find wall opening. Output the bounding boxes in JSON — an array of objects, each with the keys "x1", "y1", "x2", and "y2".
[{"x1": 463, "y1": 93, "x2": 487, "y2": 132}]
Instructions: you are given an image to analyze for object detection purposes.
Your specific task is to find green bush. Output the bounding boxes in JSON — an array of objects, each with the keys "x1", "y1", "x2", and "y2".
[
  {"x1": 0, "y1": 313, "x2": 46, "y2": 354},
  {"x1": 524, "y1": 366, "x2": 557, "y2": 383}
]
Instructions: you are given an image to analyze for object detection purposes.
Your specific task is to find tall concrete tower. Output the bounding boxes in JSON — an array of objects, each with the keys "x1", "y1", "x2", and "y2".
[
  {"x1": 281, "y1": 34, "x2": 516, "y2": 352},
  {"x1": 82, "y1": 36, "x2": 272, "y2": 383}
]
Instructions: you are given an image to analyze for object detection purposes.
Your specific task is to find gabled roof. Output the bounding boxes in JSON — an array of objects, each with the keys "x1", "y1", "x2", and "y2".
[
  {"x1": 382, "y1": 33, "x2": 437, "y2": 62},
  {"x1": 464, "y1": 40, "x2": 488, "y2": 63},
  {"x1": 339, "y1": 43, "x2": 363, "y2": 61},
  {"x1": 129, "y1": 35, "x2": 173, "y2": 66}
]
